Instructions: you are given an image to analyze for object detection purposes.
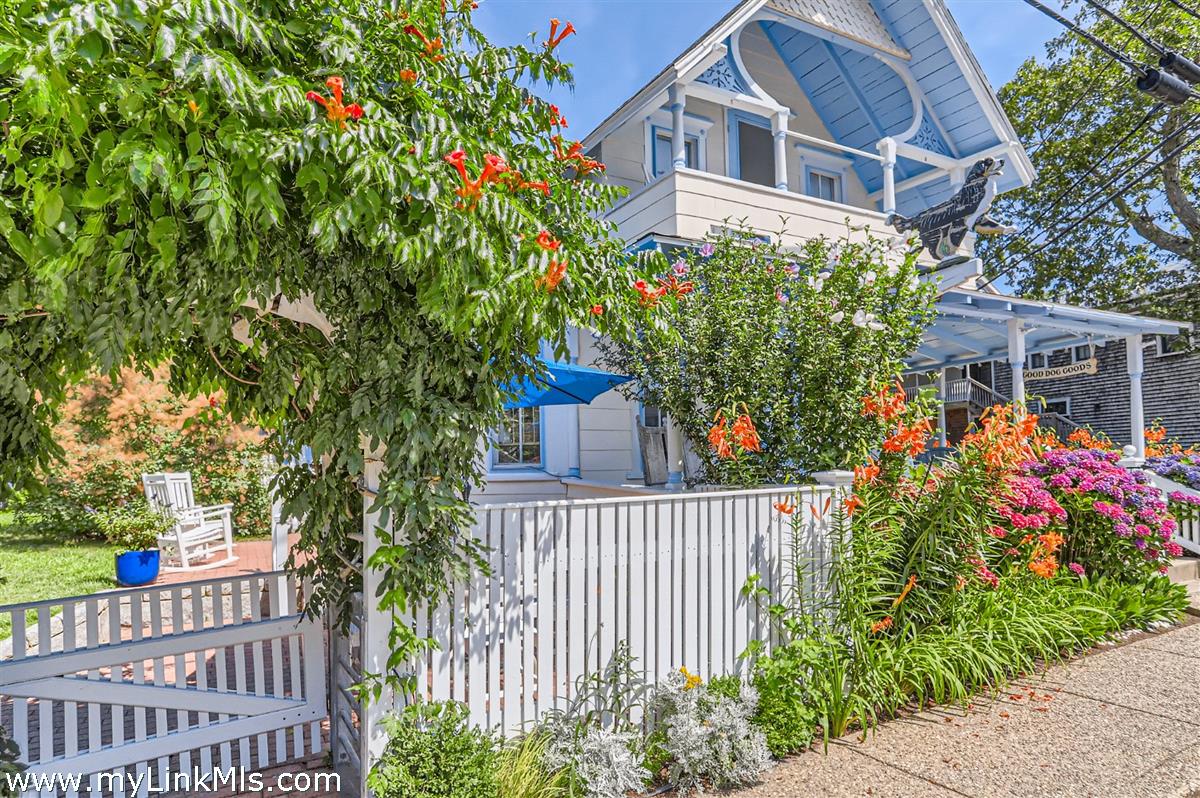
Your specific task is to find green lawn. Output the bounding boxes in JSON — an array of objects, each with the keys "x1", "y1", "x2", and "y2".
[{"x1": 0, "y1": 512, "x2": 115, "y2": 639}]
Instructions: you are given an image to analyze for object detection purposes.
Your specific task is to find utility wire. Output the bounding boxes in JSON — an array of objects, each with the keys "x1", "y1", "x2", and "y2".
[
  {"x1": 1021, "y1": 108, "x2": 1200, "y2": 242},
  {"x1": 1022, "y1": 0, "x2": 1149, "y2": 75},
  {"x1": 979, "y1": 122, "x2": 1200, "y2": 290},
  {"x1": 1027, "y1": 1, "x2": 1164, "y2": 154},
  {"x1": 1082, "y1": 0, "x2": 1167, "y2": 55},
  {"x1": 1165, "y1": 0, "x2": 1200, "y2": 21},
  {"x1": 1008, "y1": 102, "x2": 1164, "y2": 245}
]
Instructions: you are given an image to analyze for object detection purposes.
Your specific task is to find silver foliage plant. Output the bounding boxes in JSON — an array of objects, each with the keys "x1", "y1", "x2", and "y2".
[
  {"x1": 652, "y1": 671, "x2": 771, "y2": 794},
  {"x1": 542, "y1": 724, "x2": 648, "y2": 798}
]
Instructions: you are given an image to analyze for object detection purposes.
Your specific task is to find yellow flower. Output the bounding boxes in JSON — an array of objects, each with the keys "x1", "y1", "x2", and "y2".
[{"x1": 679, "y1": 666, "x2": 702, "y2": 690}]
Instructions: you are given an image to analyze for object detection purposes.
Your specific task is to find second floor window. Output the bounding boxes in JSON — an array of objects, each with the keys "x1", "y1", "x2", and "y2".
[
  {"x1": 494, "y1": 407, "x2": 541, "y2": 467},
  {"x1": 654, "y1": 132, "x2": 698, "y2": 177},
  {"x1": 806, "y1": 169, "x2": 841, "y2": 203},
  {"x1": 1025, "y1": 352, "x2": 1046, "y2": 370}
]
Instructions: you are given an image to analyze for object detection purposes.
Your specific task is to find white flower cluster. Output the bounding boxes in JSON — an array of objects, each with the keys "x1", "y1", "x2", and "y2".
[
  {"x1": 543, "y1": 724, "x2": 648, "y2": 798},
  {"x1": 651, "y1": 671, "x2": 771, "y2": 794}
]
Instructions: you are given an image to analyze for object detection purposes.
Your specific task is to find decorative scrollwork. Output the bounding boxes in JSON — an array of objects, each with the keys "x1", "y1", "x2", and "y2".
[{"x1": 696, "y1": 55, "x2": 751, "y2": 95}]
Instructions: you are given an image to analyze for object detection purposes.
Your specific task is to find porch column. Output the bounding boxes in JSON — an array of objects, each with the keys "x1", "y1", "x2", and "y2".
[
  {"x1": 772, "y1": 111, "x2": 789, "y2": 190},
  {"x1": 665, "y1": 416, "x2": 686, "y2": 490},
  {"x1": 1126, "y1": 334, "x2": 1146, "y2": 459},
  {"x1": 878, "y1": 137, "x2": 897, "y2": 214},
  {"x1": 669, "y1": 83, "x2": 687, "y2": 169},
  {"x1": 937, "y1": 369, "x2": 948, "y2": 447},
  {"x1": 1007, "y1": 318, "x2": 1026, "y2": 411},
  {"x1": 359, "y1": 453, "x2": 394, "y2": 797}
]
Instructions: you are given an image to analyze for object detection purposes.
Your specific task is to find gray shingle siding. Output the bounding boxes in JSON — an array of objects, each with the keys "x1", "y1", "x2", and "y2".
[{"x1": 989, "y1": 337, "x2": 1200, "y2": 447}]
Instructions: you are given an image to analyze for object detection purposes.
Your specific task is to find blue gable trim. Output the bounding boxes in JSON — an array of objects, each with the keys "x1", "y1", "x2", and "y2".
[
  {"x1": 872, "y1": 0, "x2": 1001, "y2": 154},
  {"x1": 760, "y1": 20, "x2": 932, "y2": 202}
]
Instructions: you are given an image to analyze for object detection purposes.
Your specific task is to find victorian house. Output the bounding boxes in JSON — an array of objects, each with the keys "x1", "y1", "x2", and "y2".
[{"x1": 476, "y1": 0, "x2": 1190, "y2": 502}]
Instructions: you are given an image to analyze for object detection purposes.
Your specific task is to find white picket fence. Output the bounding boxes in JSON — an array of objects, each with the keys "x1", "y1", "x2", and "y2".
[
  {"x1": 0, "y1": 572, "x2": 325, "y2": 797},
  {"x1": 1144, "y1": 469, "x2": 1200, "y2": 555},
  {"x1": 355, "y1": 480, "x2": 846, "y2": 746}
]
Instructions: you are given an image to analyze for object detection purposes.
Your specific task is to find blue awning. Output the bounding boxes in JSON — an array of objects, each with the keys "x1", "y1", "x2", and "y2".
[{"x1": 503, "y1": 359, "x2": 633, "y2": 409}]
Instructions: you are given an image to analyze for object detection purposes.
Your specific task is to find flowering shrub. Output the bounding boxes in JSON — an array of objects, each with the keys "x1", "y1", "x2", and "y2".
[
  {"x1": 15, "y1": 369, "x2": 272, "y2": 539},
  {"x1": 1148, "y1": 452, "x2": 1200, "y2": 491},
  {"x1": 1029, "y1": 448, "x2": 1180, "y2": 580},
  {"x1": 601, "y1": 223, "x2": 936, "y2": 484},
  {"x1": 647, "y1": 669, "x2": 770, "y2": 793}
]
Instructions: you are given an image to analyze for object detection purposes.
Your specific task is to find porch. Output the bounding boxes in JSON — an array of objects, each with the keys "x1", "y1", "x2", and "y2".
[{"x1": 908, "y1": 288, "x2": 1190, "y2": 455}]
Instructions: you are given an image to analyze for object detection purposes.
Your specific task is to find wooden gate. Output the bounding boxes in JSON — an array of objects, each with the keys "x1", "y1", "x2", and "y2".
[{"x1": 0, "y1": 572, "x2": 325, "y2": 797}]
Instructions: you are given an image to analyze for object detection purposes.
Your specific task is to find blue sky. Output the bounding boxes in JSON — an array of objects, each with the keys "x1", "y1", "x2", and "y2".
[{"x1": 475, "y1": 0, "x2": 1064, "y2": 137}]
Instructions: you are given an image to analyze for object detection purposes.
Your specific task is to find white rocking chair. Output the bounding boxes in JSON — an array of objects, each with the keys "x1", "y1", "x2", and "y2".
[{"x1": 142, "y1": 472, "x2": 238, "y2": 570}]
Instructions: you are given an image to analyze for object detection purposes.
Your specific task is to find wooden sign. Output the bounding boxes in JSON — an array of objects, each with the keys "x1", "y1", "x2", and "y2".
[{"x1": 1026, "y1": 358, "x2": 1098, "y2": 380}]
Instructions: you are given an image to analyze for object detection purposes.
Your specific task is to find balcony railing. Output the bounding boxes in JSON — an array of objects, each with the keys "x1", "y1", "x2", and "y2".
[{"x1": 605, "y1": 167, "x2": 892, "y2": 248}]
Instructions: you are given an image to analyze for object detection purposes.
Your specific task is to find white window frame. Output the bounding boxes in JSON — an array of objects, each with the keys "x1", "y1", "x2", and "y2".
[
  {"x1": 1038, "y1": 396, "x2": 1071, "y2": 418},
  {"x1": 804, "y1": 167, "x2": 842, "y2": 203},
  {"x1": 645, "y1": 109, "x2": 712, "y2": 181},
  {"x1": 793, "y1": 143, "x2": 852, "y2": 202},
  {"x1": 1025, "y1": 352, "x2": 1047, "y2": 370},
  {"x1": 490, "y1": 406, "x2": 544, "y2": 470},
  {"x1": 1158, "y1": 332, "x2": 1192, "y2": 357}
]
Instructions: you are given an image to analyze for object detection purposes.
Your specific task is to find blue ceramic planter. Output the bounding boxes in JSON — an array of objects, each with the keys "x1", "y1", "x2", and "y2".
[{"x1": 115, "y1": 549, "x2": 161, "y2": 587}]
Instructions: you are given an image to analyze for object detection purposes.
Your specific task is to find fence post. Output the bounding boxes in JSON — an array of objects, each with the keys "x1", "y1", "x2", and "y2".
[
  {"x1": 359, "y1": 452, "x2": 394, "y2": 797},
  {"x1": 811, "y1": 470, "x2": 854, "y2": 491}
]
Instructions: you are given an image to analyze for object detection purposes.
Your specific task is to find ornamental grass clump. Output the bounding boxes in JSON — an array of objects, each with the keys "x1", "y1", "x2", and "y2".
[{"x1": 1029, "y1": 448, "x2": 1181, "y2": 580}]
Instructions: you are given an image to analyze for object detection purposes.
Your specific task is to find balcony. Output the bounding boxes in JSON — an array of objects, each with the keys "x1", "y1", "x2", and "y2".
[{"x1": 605, "y1": 166, "x2": 894, "y2": 248}]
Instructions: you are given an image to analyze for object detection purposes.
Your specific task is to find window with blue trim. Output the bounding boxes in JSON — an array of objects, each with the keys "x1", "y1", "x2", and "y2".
[
  {"x1": 653, "y1": 131, "x2": 698, "y2": 177},
  {"x1": 806, "y1": 168, "x2": 841, "y2": 203},
  {"x1": 493, "y1": 407, "x2": 541, "y2": 467}
]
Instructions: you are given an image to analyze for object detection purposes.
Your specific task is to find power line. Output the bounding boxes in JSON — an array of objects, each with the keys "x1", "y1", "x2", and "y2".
[
  {"x1": 985, "y1": 109, "x2": 1200, "y2": 285},
  {"x1": 979, "y1": 122, "x2": 1200, "y2": 290},
  {"x1": 1027, "y1": 1, "x2": 1164, "y2": 154},
  {"x1": 1081, "y1": 0, "x2": 1167, "y2": 55},
  {"x1": 1022, "y1": 0, "x2": 1148, "y2": 75},
  {"x1": 1009, "y1": 102, "x2": 1164, "y2": 245},
  {"x1": 1165, "y1": 0, "x2": 1200, "y2": 21}
]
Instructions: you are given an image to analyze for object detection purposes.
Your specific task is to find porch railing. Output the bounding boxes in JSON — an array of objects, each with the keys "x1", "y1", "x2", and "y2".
[
  {"x1": 941, "y1": 377, "x2": 1006, "y2": 409},
  {"x1": 940, "y1": 377, "x2": 1082, "y2": 440}
]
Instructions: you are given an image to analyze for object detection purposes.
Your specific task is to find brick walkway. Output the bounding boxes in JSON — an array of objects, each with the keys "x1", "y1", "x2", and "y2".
[{"x1": 154, "y1": 534, "x2": 301, "y2": 586}]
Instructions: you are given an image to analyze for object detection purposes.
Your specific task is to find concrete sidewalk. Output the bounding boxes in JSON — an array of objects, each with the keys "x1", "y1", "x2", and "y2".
[{"x1": 730, "y1": 619, "x2": 1200, "y2": 798}]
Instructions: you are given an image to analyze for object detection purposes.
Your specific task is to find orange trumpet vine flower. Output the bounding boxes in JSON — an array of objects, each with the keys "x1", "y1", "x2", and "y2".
[
  {"x1": 536, "y1": 259, "x2": 568, "y2": 292},
  {"x1": 404, "y1": 24, "x2": 446, "y2": 61},
  {"x1": 306, "y1": 76, "x2": 364, "y2": 130},
  {"x1": 544, "y1": 18, "x2": 576, "y2": 50},
  {"x1": 442, "y1": 150, "x2": 509, "y2": 209},
  {"x1": 535, "y1": 231, "x2": 561, "y2": 251}
]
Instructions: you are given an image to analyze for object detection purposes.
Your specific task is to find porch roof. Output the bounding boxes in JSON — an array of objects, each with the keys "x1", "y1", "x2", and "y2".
[{"x1": 906, "y1": 288, "x2": 1191, "y2": 373}]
